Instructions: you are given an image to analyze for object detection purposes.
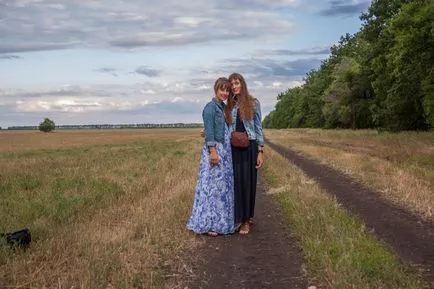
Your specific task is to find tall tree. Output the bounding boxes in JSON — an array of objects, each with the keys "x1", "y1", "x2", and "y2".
[
  {"x1": 324, "y1": 57, "x2": 361, "y2": 128},
  {"x1": 360, "y1": 0, "x2": 430, "y2": 130},
  {"x1": 382, "y1": 1, "x2": 434, "y2": 130}
]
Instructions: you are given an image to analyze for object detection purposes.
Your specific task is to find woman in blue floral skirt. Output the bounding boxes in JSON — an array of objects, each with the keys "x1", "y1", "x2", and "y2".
[{"x1": 186, "y1": 77, "x2": 235, "y2": 236}]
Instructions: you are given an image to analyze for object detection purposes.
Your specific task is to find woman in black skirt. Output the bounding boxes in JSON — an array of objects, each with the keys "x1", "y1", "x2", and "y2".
[{"x1": 226, "y1": 73, "x2": 264, "y2": 235}]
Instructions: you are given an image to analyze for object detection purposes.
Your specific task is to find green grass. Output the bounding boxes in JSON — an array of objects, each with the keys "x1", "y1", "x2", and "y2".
[
  {"x1": 0, "y1": 141, "x2": 185, "y2": 232},
  {"x1": 1, "y1": 167, "x2": 123, "y2": 233},
  {"x1": 0, "y1": 146, "x2": 96, "y2": 159}
]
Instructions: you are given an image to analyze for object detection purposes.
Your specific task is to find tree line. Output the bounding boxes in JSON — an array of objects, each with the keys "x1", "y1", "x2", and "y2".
[
  {"x1": 263, "y1": 0, "x2": 433, "y2": 131},
  {"x1": 6, "y1": 123, "x2": 203, "y2": 131}
]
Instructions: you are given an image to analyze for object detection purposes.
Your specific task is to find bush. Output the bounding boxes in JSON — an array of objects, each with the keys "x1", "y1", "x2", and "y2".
[{"x1": 39, "y1": 118, "x2": 56, "y2": 132}]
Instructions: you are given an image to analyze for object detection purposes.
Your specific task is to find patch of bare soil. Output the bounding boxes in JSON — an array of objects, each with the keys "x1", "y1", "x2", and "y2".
[{"x1": 185, "y1": 179, "x2": 308, "y2": 289}]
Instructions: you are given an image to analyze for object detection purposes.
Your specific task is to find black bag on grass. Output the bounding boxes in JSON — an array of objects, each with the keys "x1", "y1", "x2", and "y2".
[{"x1": 1, "y1": 228, "x2": 32, "y2": 248}]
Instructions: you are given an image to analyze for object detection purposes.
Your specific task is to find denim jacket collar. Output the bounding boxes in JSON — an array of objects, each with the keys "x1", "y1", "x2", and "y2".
[{"x1": 212, "y1": 97, "x2": 225, "y2": 110}]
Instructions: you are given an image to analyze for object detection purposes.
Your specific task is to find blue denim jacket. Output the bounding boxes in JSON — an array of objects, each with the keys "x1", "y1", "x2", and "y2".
[
  {"x1": 230, "y1": 98, "x2": 264, "y2": 146},
  {"x1": 203, "y1": 98, "x2": 226, "y2": 146}
]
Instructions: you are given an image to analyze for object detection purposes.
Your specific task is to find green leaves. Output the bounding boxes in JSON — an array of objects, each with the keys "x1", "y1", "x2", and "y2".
[
  {"x1": 264, "y1": 0, "x2": 432, "y2": 131},
  {"x1": 362, "y1": 0, "x2": 432, "y2": 130},
  {"x1": 38, "y1": 117, "x2": 56, "y2": 132}
]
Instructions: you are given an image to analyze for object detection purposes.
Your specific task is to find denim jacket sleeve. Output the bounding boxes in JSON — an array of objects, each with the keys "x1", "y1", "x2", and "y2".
[
  {"x1": 202, "y1": 102, "x2": 216, "y2": 147},
  {"x1": 254, "y1": 99, "x2": 264, "y2": 146}
]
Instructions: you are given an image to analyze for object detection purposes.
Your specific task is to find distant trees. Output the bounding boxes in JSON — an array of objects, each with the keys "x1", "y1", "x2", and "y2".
[
  {"x1": 7, "y1": 123, "x2": 203, "y2": 130},
  {"x1": 263, "y1": 0, "x2": 433, "y2": 131},
  {"x1": 38, "y1": 118, "x2": 56, "y2": 132}
]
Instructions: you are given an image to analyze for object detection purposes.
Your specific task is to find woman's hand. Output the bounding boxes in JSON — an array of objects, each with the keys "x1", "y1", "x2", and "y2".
[
  {"x1": 256, "y1": 151, "x2": 263, "y2": 169},
  {"x1": 209, "y1": 147, "x2": 219, "y2": 165},
  {"x1": 200, "y1": 128, "x2": 205, "y2": 137}
]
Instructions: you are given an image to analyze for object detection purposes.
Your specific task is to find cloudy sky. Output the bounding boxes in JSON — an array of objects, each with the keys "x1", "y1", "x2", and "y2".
[{"x1": 0, "y1": 0, "x2": 370, "y2": 127}]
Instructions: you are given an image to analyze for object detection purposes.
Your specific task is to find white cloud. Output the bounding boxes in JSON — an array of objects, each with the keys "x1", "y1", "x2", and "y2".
[
  {"x1": 272, "y1": 81, "x2": 282, "y2": 88},
  {"x1": 0, "y1": 0, "x2": 297, "y2": 53},
  {"x1": 15, "y1": 98, "x2": 102, "y2": 112},
  {"x1": 173, "y1": 17, "x2": 210, "y2": 27},
  {"x1": 288, "y1": 80, "x2": 304, "y2": 88},
  {"x1": 171, "y1": 97, "x2": 184, "y2": 103},
  {"x1": 254, "y1": 0, "x2": 300, "y2": 7},
  {"x1": 140, "y1": 89, "x2": 156, "y2": 95}
]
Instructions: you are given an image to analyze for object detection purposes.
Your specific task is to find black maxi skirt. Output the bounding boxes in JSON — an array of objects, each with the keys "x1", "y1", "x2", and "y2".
[{"x1": 232, "y1": 140, "x2": 258, "y2": 225}]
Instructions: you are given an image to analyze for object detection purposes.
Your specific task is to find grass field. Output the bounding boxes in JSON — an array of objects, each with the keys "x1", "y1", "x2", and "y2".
[
  {"x1": 0, "y1": 129, "x2": 202, "y2": 288},
  {"x1": 265, "y1": 129, "x2": 434, "y2": 221},
  {"x1": 0, "y1": 128, "x2": 430, "y2": 288}
]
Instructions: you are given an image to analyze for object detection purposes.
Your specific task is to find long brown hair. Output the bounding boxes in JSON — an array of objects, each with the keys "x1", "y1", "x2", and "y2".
[
  {"x1": 226, "y1": 73, "x2": 255, "y2": 125},
  {"x1": 214, "y1": 77, "x2": 232, "y2": 125}
]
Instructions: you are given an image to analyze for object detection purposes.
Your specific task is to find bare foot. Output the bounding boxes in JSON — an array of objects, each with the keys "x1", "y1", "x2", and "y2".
[
  {"x1": 239, "y1": 223, "x2": 250, "y2": 235},
  {"x1": 248, "y1": 218, "x2": 255, "y2": 226},
  {"x1": 207, "y1": 231, "x2": 218, "y2": 237}
]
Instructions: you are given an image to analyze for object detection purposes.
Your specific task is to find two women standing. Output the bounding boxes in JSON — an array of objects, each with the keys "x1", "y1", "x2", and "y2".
[{"x1": 187, "y1": 73, "x2": 264, "y2": 236}]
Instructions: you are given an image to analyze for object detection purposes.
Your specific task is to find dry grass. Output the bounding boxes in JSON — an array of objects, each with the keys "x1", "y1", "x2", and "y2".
[
  {"x1": 262, "y1": 148, "x2": 424, "y2": 289},
  {"x1": 0, "y1": 129, "x2": 203, "y2": 288},
  {"x1": 265, "y1": 129, "x2": 434, "y2": 220},
  {"x1": 0, "y1": 129, "x2": 200, "y2": 153}
]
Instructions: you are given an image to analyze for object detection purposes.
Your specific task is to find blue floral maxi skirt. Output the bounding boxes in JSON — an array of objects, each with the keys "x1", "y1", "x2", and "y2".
[{"x1": 186, "y1": 126, "x2": 235, "y2": 235}]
